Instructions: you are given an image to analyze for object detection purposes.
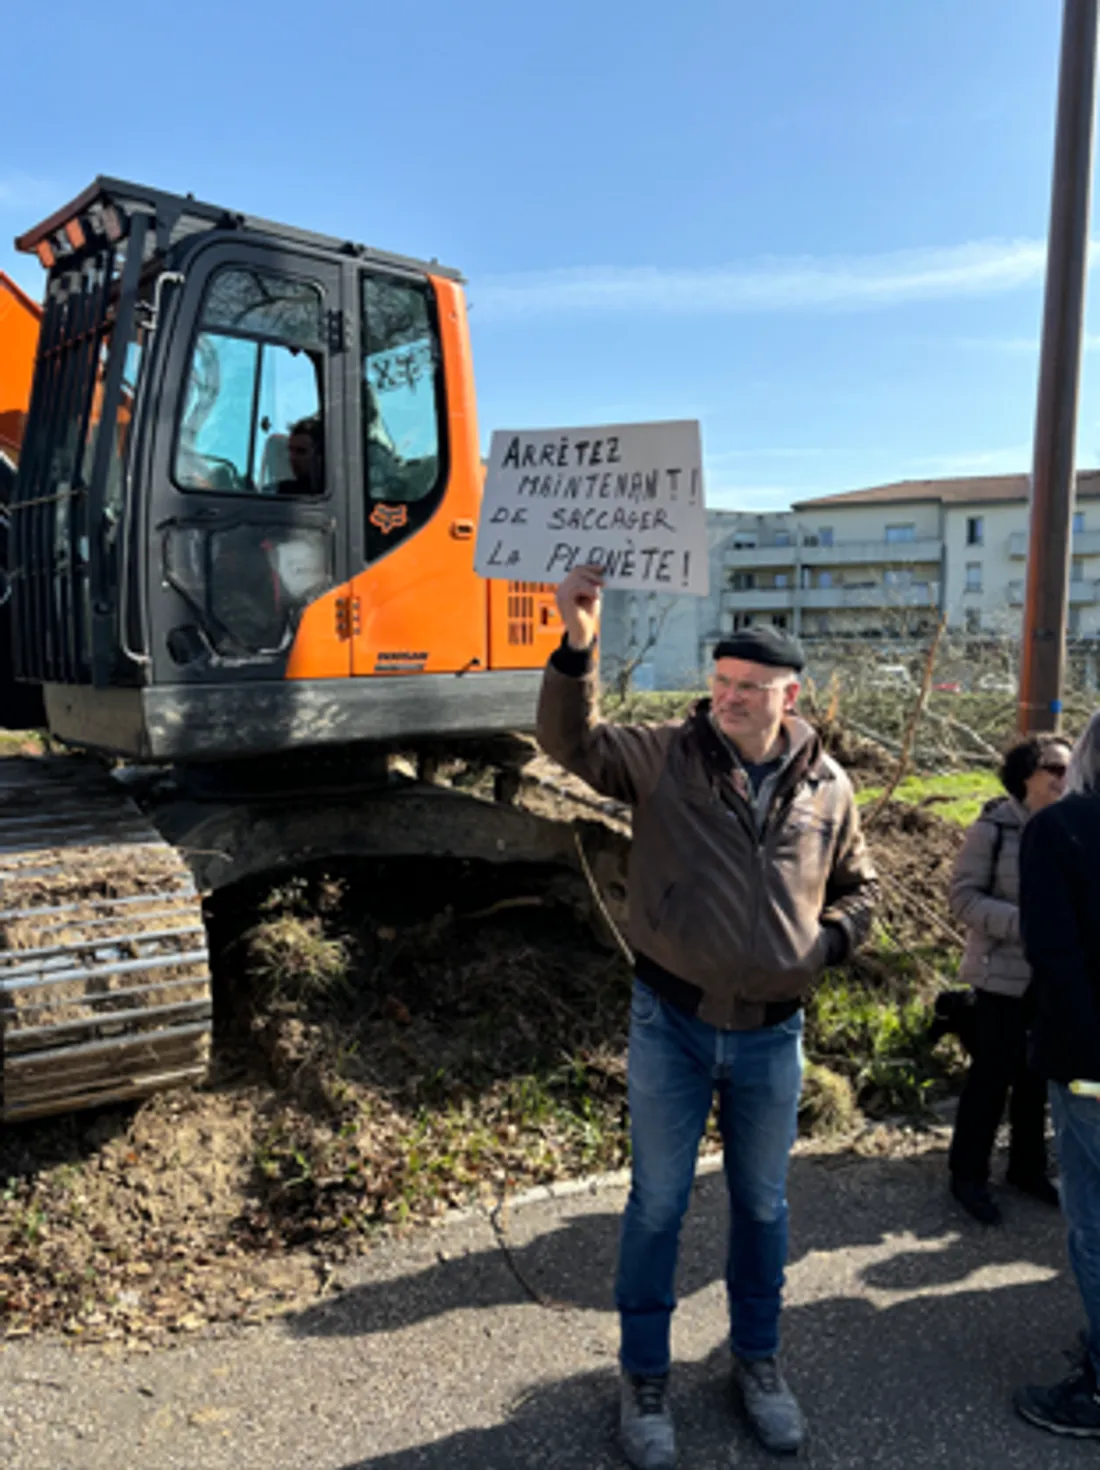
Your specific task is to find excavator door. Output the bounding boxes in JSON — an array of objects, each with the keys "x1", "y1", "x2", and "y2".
[{"x1": 143, "y1": 243, "x2": 351, "y2": 685}]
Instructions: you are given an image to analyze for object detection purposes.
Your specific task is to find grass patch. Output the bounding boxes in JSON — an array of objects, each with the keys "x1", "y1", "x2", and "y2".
[
  {"x1": 806, "y1": 971, "x2": 960, "y2": 1116},
  {"x1": 856, "y1": 769, "x2": 1001, "y2": 827},
  {"x1": 243, "y1": 914, "x2": 351, "y2": 1001}
]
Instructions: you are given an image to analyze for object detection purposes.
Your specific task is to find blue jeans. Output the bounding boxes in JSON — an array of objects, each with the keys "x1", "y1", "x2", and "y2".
[
  {"x1": 616, "y1": 980, "x2": 804, "y2": 1377},
  {"x1": 1051, "y1": 1082, "x2": 1100, "y2": 1380}
]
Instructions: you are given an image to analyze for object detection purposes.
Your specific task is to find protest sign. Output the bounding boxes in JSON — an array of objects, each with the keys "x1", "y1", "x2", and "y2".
[{"x1": 475, "y1": 420, "x2": 708, "y2": 595}]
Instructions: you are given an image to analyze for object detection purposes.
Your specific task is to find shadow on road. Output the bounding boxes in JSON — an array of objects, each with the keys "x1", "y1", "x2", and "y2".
[
  {"x1": 289, "y1": 1148, "x2": 1068, "y2": 1343},
  {"x1": 330, "y1": 1269, "x2": 1085, "y2": 1470}
]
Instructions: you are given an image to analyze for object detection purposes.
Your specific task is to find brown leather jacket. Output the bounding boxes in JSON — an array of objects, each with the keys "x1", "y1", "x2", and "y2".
[{"x1": 537, "y1": 652, "x2": 878, "y2": 1029}]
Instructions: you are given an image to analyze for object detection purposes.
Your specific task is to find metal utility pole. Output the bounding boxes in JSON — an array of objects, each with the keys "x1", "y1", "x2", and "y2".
[{"x1": 1019, "y1": 0, "x2": 1100, "y2": 734}]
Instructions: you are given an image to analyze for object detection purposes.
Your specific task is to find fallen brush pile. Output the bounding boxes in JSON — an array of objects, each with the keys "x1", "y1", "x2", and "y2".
[{"x1": 0, "y1": 768, "x2": 970, "y2": 1346}]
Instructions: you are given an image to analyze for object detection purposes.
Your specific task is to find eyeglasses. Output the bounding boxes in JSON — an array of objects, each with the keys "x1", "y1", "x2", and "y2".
[
  {"x1": 1039, "y1": 761, "x2": 1068, "y2": 777},
  {"x1": 713, "y1": 677, "x2": 792, "y2": 695}
]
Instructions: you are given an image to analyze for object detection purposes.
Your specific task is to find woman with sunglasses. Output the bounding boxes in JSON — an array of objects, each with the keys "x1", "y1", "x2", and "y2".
[{"x1": 946, "y1": 734, "x2": 1071, "y2": 1225}]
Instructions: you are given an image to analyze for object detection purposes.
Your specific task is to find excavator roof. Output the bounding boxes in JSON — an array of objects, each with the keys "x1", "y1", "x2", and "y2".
[{"x1": 14, "y1": 175, "x2": 463, "y2": 282}]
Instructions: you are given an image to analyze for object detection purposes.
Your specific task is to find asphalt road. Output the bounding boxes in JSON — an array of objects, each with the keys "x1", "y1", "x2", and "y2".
[{"x1": 0, "y1": 1140, "x2": 1094, "y2": 1469}]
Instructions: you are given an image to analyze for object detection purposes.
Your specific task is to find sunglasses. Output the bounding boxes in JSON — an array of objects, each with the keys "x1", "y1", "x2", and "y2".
[{"x1": 1039, "y1": 761, "x2": 1068, "y2": 777}]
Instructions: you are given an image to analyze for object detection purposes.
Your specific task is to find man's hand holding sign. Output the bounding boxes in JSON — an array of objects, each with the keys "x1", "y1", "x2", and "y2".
[{"x1": 556, "y1": 565, "x2": 604, "y2": 652}]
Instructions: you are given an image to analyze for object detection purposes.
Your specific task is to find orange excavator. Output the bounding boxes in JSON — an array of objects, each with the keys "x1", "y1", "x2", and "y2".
[{"x1": 0, "y1": 179, "x2": 626, "y2": 1123}]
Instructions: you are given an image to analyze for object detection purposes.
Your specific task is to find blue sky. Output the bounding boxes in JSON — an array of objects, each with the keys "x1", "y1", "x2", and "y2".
[{"x1": 1, "y1": 1, "x2": 1090, "y2": 510}]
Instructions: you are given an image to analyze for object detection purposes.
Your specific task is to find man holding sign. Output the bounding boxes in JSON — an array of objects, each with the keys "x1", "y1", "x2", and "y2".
[{"x1": 537, "y1": 567, "x2": 877, "y2": 1467}]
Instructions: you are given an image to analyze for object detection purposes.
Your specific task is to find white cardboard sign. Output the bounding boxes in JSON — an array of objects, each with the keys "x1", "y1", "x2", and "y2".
[{"x1": 475, "y1": 420, "x2": 709, "y2": 595}]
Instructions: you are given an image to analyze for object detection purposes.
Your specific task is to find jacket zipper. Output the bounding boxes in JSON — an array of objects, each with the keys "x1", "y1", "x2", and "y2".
[{"x1": 751, "y1": 783, "x2": 805, "y2": 957}]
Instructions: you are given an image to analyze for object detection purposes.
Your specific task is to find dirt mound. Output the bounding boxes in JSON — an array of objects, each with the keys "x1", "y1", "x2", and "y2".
[
  {"x1": 0, "y1": 862, "x2": 634, "y2": 1344},
  {"x1": 817, "y1": 725, "x2": 898, "y2": 786},
  {"x1": 860, "y1": 801, "x2": 966, "y2": 972},
  {"x1": 0, "y1": 794, "x2": 968, "y2": 1347}
]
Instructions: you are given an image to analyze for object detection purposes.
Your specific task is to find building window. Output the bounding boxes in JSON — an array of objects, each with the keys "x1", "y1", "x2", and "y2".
[
  {"x1": 816, "y1": 613, "x2": 830, "y2": 634},
  {"x1": 817, "y1": 570, "x2": 832, "y2": 589},
  {"x1": 1070, "y1": 606, "x2": 1082, "y2": 635},
  {"x1": 965, "y1": 562, "x2": 982, "y2": 592},
  {"x1": 818, "y1": 526, "x2": 834, "y2": 547},
  {"x1": 1073, "y1": 558, "x2": 1085, "y2": 583},
  {"x1": 773, "y1": 530, "x2": 792, "y2": 547},
  {"x1": 885, "y1": 524, "x2": 916, "y2": 543},
  {"x1": 730, "y1": 571, "x2": 756, "y2": 591},
  {"x1": 733, "y1": 533, "x2": 758, "y2": 549},
  {"x1": 772, "y1": 614, "x2": 788, "y2": 630},
  {"x1": 774, "y1": 573, "x2": 788, "y2": 589},
  {"x1": 966, "y1": 515, "x2": 984, "y2": 547},
  {"x1": 965, "y1": 608, "x2": 981, "y2": 634},
  {"x1": 1074, "y1": 511, "x2": 1086, "y2": 534},
  {"x1": 732, "y1": 613, "x2": 754, "y2": 631}
]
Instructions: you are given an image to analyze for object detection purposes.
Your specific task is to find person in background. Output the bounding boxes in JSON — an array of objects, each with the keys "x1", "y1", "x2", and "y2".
[
  {"x1": 1015, "y1": 713, "x2": 1100, "y2": 1438},
  {"x1": 536, "y1": 566, "x2": 877, "y2": 1468},
  {"x1": 946, "y1": 734, "x2": 1071, "y2": 1225}
]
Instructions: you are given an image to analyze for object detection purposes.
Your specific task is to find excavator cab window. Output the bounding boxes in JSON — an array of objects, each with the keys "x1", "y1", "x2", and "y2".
[
  {"x1": 174, "y1": 266, "x2": 326, "y2": 498},
  {"x1": 362, "y1": 273, "x2": 447, "y2": 559}
]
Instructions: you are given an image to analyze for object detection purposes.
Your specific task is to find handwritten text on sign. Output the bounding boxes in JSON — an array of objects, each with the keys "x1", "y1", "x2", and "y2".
[{"x1": 475, "y1": 420, "x2": 708, "y2": 595}]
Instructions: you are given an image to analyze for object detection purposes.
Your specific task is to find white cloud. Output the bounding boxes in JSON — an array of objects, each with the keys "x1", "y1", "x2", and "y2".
[
  {"x1": 907, "y1": 445, "x2": 1031, "y2": 475},
  {"x1": 471, "y1": 239, "x2": 1052, "y2": 322}
]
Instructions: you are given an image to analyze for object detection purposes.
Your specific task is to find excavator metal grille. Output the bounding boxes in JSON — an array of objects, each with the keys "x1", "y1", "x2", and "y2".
[
  {"x1": 0, "y1": 759, "x2": 212, "y2": 1122},
  {"x1": 506, "y1": 580, "x2": 561, "y2": 647}
]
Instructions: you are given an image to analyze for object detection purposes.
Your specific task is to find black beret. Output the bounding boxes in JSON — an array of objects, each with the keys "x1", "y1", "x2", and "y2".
[{"x1": 713, "y1": 625, "x2": 805, "y2": 672}]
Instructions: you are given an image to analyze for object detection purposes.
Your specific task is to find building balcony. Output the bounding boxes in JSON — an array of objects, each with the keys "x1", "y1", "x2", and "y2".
[
  {"x1": 722, "y1": 587, "x2": 796, "y2": 611},
  {"x1": 1007, "y1": 579, "x2": 1099, "y2": 605},
  {"x1": 721, "y1": 583, "x2": 940, "y2": 612},
  {"x1": 725, "y1": 537, "x2": 942, "y2": 569},
  {"x1": 799, "y1": 537, "x2": 943, "y2": 566},
  {"x1": 801, "y1": 583, "x2": 940, "y2": 610},
  {"x1": 723, "y1": 543, "x2": 798, "y2": 569},
  {"x1": 1008, "y1": 529, "x2": 1100, "y2": 558}
]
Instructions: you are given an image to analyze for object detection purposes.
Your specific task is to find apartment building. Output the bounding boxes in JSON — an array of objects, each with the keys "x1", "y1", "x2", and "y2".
[{"x1": 599, "y1": 471, "x2": 1100, "y2": 690}]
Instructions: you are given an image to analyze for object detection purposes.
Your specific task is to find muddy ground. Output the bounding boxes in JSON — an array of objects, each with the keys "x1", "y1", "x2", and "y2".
[{"x1": 0, "y1": 742, "x2": 967, "y2": 1348}]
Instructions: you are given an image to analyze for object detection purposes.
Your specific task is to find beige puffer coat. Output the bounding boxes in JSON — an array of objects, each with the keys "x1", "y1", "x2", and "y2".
[{"x1": 949, "y1": 795, "x2": 1031, "y2": 998}]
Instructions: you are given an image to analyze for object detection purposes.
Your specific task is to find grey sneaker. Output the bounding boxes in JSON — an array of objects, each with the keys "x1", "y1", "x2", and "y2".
[
  {"x1": 733, "y1": 1356, "x2": 805, "y2": 1455},
  {"x1": 619, "y1": 1371, "x2": 676, "y2": 1469}
]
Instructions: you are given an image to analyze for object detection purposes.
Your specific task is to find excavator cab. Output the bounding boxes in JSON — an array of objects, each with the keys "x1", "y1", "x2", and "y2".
[{"x1": 6, "y1": 178, "x2": 560, "y2": 761}]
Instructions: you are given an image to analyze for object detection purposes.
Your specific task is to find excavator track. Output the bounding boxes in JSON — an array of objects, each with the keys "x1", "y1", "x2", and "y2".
[
  {"x1": 0, "y1": 750, "x2": 630, "y2": 1125},
  {"x1": 0, "y1": 759, "x2": 212, "y2": 1123}
]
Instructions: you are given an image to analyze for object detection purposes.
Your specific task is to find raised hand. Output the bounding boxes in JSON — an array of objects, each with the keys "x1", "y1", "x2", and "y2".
[{"x1": 555, "y1": 565, "x2": 605, "y2": 651}]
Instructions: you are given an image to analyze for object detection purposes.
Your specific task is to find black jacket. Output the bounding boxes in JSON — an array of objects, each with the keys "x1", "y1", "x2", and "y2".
[{"x1": 1020, "y1": 793, "x2": 1100, "y2": 1083}]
